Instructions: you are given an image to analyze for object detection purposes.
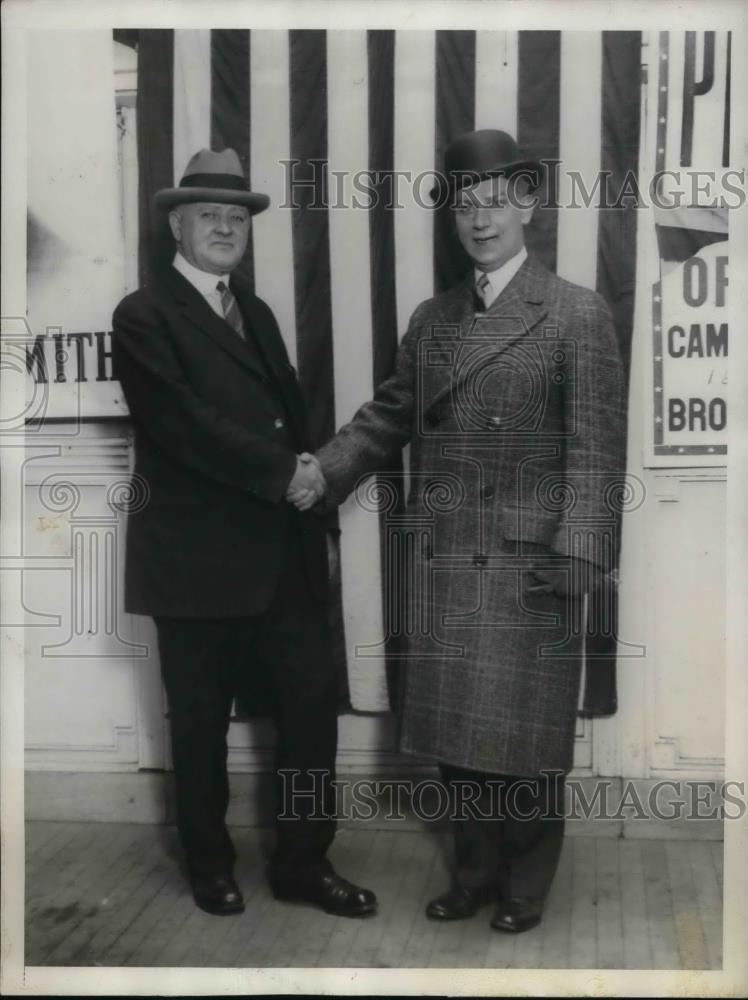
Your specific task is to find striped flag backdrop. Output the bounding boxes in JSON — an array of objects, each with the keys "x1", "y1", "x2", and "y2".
[{"x1": 129, "y1": 29, "x2": 642, "y2": 712}]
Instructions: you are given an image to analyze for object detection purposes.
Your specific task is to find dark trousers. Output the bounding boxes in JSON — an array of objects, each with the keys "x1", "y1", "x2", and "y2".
[
  {"x1": 439, "y1": 763, "x2": 566, "y2": 902},
  {"x1": 155, "y1": 537, "x2": 337, "y2": 879}
]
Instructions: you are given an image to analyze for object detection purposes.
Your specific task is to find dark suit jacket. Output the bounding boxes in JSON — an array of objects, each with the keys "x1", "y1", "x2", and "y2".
[{"x1": 112, "y1": 264, "x2": 329, "y2": 618}]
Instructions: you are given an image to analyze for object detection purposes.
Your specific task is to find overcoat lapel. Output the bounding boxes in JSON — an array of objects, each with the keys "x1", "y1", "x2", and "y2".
[{"x1": 423, "y1": 255, "x2": 550, "y2": 414}]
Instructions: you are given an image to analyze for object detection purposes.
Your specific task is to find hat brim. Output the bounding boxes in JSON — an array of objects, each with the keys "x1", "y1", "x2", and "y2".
[
  {"x1": 154, "y1": 187, "x2": 270, "y2": 214},
  {"x1": 430, "y1": 160, "x2": 544, "y2": 204}
]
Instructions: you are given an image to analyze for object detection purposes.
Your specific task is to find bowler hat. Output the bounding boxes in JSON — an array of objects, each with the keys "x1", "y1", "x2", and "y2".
[
  {"x1": 430, "y1": 129, "x2": 542, "y2": 205},
  {"x1": 154, "y1": 148, "x2": 270, "y2": 214}
]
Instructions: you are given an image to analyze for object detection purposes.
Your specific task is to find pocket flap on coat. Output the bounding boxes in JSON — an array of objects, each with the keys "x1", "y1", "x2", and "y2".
[{"x1": 501, "y1": 504, "x2": 559, "y2": 545}]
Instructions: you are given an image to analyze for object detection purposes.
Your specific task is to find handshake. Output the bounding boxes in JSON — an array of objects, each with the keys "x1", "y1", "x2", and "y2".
[{"x1": 285, "y1": 453, "x2": 327, "y2": 511}]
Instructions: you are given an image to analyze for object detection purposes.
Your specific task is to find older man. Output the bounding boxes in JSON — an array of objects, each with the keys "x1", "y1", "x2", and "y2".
[
  {"x1": 295, "y1": 130, "x2": 626, "y2": 933},
  {"x1": 112, "y1": 149, "x2": 375, "y2": 918}
]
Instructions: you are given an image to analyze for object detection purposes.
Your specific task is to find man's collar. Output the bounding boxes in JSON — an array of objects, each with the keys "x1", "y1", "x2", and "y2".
[
  {"x1": 172, "y1": 252, "x2": 230, "y2": 296},
  {"x1": 474, "y1": 245, "x2": 528, "y2": 287}
]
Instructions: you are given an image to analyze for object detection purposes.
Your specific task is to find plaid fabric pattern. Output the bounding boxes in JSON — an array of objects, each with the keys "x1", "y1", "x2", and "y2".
[{"x1": 318, "y1": 256, "x2": 627, "y2": 774}]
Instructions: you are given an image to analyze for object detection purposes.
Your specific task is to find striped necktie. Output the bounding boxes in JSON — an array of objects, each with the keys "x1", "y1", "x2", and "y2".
[
  {"x1": 216, "y1": 280, "x2": 246, "y2": 340},
  {"x1": 475, "y1": 272, "x2": 492, "y2": 311}
]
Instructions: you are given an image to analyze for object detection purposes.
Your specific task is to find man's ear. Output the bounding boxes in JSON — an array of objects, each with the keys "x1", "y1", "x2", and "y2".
[
  {"x1": 168, "y1": 210, "x2": 182, "y2": 242},
  {"x1": 507, "y1": 179, "x2": 539, "y2": 226},
  {"x1": 512, "y1": 178, "x2": 538, "y2": 226},
  {"x1": 520, "y1": 199, "x2": 537, "y2": 227}
]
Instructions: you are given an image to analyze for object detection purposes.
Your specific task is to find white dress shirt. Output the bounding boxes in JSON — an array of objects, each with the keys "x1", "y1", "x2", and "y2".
[
  {"x1": 173, "y1": 252, "x2": 230, "y2": 318},
  {"x1": 474, "y1": 245, "x2": 528, "y2": 309}
]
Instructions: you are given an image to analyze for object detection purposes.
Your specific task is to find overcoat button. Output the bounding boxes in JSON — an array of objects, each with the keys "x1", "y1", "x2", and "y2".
[
  {"x1": 473, "y1": 554, "x2": 488, "y2": 566},
  {"x1": 481, "y1": 486, "x2": 495, "y2": 501},
  {"x1": 489, "y1": 415, "x2": 502, "y2": 427},
  {"x1": 274, "y1": 418, "x2": 284, "y2": 429}
]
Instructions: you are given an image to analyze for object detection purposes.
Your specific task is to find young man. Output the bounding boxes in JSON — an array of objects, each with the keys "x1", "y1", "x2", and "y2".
[
  {"x1": 112, "y1": 148, "x2": 375, "y2": 919},
  {"x1": 298, "y1": 130, "x2": 626, "y2": 933}
]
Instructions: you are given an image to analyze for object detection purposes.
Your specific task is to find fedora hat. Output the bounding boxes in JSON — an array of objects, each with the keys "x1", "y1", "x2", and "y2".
[
  {"x1": 430, "y1": 129, "x2": 542, "y2": 204},
  {"x1": 154, "y1": 148, "x2": 270, "y2": 214}
]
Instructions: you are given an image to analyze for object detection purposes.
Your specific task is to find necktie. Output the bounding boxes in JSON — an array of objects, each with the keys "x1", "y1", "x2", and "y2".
[
  {"x1": 216, "y1": 280, "x2": 246, "y2": 340},
  {"x1": 475, "y1": 272, "x2": 492, "y2": 311}
]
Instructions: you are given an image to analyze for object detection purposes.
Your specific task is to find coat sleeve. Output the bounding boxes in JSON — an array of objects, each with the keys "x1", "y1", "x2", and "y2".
[
  {"x1": 112, "y1": 294, "x2": 297, "y2": 503},
  {"x1": 550, "y1": 291, "x2": 628, "y2": 572},
  {"x1": 316, "y1": 305, "x2": 423, "y2": 503}
]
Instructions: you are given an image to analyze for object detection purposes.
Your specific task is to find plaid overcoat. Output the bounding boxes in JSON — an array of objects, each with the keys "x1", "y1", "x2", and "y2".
[{"x1": 318, "y1": 255, "x2": 627, "y2": 775}]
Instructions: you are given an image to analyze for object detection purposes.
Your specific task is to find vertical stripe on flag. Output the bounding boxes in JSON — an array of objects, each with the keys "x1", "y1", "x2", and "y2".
[
  {"x1": 586, "y1": 32, "x2": 642, "y2": 705},
  {"x1": 393, "y1": 30, "x2": 436, "y2": 535},
  {"x1": 556, "y1": 33, "x2": 602, "y2": 289},
  {"x1": 393, "y1": 30, "x2": 435, "y2": 337},
  {"x1": 368, "y1": 29, "x2": 403, "y2": 709},
  {"x1": 173, "y1": 30, "x2": 211, "y2": 182},
  {"x1": 518, "y1": 31, "x2": 561, "y2": 272},
  {"x1": 597, "y1": 31, "x2": 642, "y2": 374},
  {"x1": 328, "y1": 31, "x2": 388, "y2": 712},
  {"x1": 326, "y1": 32, "x2": 374, "y2": 411},
  {"x1": 288, "y1": 30, "x2": 335, "y2": 445},
  {"x1": 210, "y1": 29, "x2": 255, "y2": 290},
  {"x1": 136, "y1": 30, "x2": 174, "y2": 284},
  {"x1": 288, "y1": 31, "x2": 349, "y2": 708},
  {"x1": 434, "y1": 30, "x2": 476, "y2": 292},
  {"x1": 250, "y1": 31, "x2": 298, "y2": 366},
  {"x1": 475, "y1": 31, "x2": 519, "y2": 134},
  {"x1": 367, "y1": 31, "x2": 398, "y2": 389}
]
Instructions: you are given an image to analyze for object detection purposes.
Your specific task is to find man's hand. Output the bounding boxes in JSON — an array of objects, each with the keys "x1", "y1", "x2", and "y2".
[
  {"x1": 525, "y1": 558, "x2": 605, "y2": 597},
  {"x1": 286, "y1": 453, "x2": 326, "y2": 511}
]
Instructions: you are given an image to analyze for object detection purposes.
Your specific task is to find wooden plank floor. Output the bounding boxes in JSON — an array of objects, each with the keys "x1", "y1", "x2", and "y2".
[{"x1": 25, "y1": 822, "x2": 723, "y2": 969}]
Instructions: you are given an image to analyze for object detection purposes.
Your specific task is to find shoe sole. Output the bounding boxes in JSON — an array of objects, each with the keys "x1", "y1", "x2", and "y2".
[
  {"x1": 193, "y1": 897, "x2": 246, "y2": 916},
  {"x1": 425, "y1": 909, "x2": 482, "y2": 921},
  {"x1": 490, "y1": 916, "x2": 542, "y2": 934},
  {"x1": 271, "y1": 888, "x2": 377, "y2": 917},
  {"x1": 195, "y1": 902, "x2": 244, "y2": 917},
  {"x1": 426, "y1": 897, "x2": 495, "y2": 921}
]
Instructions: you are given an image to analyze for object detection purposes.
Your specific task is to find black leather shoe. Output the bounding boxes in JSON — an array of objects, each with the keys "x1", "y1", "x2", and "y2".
[
  {"x1": 190, "y1": 873, "x2": 245, "y2": 916},
  {"x1": 269, "y1": 863, "x2": 377, "y2": 917},
  {"x1": 426, "y1": 885, "x2": 495, "y2": 920},
  {"x1": 490, "y1": 897, "x2": 543, "y2": 933}
]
